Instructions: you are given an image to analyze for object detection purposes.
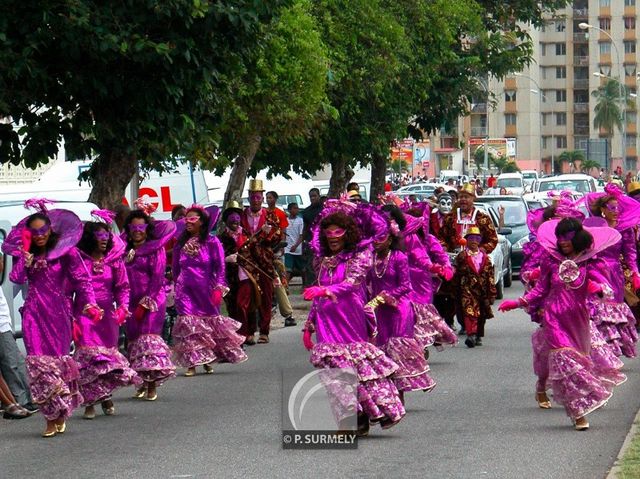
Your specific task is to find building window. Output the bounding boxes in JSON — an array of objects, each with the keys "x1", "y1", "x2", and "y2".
[
  {"x1": 555, "y1": 20, "x2": 566, "y2": 32},
  {"x1": 505, "y1": 90, "x2": 517, "y2": 102},
  {"x1": 600, "y1": 42, "x2": 612, "y2": 55},
  {"x1": 625, "y1": 0, "x2": 636, "y2": 6},
  {"x1": 626, "y1": 65, "x2": 637, "y2": 77},
  {"x1": 542, "y1": 113, "x2": 548, "y2": 126},
  {"x1": 627, "y1": 111, "x2": 637, "y2": 125},
  {"x1": 625, "y1": 17, "x2": 636, "y2": 30},
  {"x1": 505, "y1": 113, "x2": 516, "y2": 126},
  {"x1": 555, "y1": 43, "x2": 566, "y2": 56},
  {"x1": 625, "y1": 41, "x2": 636, "y2": 54},
  {"x1": 600, "y1": 0, "x2": 610, "y2": 6},
  {"x1": 541, "y1": 44, "x2": 546, "y2": 56},
  {"x1": 557, "y1": 136, "x2": 567, "y2": 149},
  {"x1": 556, "y1": 113, "x2": 567, "y2": 126},
  {"x1": 556, "y1": 66, "x2": 567, "y2": 79},
  {"x1": 542, "y1": 136, "x2": 549, "y2": 149},
  {"x1": 556, "y1": 90, "x2": 567, "y2": 102},
  {"x1": 626, "y1": 135, "x2": 637, "y2": 148},
  {"x1": 599, "y1": 18, "x2": 611, "y2": 31}
]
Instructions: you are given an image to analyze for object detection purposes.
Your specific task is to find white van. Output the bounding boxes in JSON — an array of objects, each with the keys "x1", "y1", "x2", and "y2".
[
  {"x1": 0, "y1": 201, "x2": 99, "y2": 337},
  {"x1": 496, "y1": 172, "x2": 525, "y2": 195}
]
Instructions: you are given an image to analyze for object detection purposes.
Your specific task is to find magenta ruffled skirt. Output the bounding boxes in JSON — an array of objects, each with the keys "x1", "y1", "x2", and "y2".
[
  {"x1": 591, "y1": 301, "x2": 638, "y2": 358},
  {"x1": 127, "y1": 334, "x2": 176, "y2": 385},
  {"x1": 26, "y1": 355, "x2": 83, "y2": 421},
  {"x1": 547, "y1": 348, "x2": 614, "y2": 420},
  {"x1": 75, "y1": 346, "x2": 142, "y2": 405},
  {"x1": 384, "y1": 337, "x2": 436, "y2": 392},
  {"x1": 310, "y1": 342, "x2": 405, "y2": 423},
  {"x1": 172, "y1": 314, "x2": 248, "y2": 368},
  {"x1": 589, "y1": 323, "x2": 627, "y2": 387},
  {"x1": 412, "y1": 303, "x2": 458, "y2": 350}
]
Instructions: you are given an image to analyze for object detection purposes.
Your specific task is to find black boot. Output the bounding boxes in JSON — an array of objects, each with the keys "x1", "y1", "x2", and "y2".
[
  {"x1": 475, "y1": 336, "x2": 483, "y2": 346},
  {"x1": 464, "y1": 336, "x2": 475, "y2": 348}
]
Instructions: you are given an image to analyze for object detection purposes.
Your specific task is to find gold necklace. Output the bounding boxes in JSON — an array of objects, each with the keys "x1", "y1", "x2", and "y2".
[{"x1": 374, "y1": 251, "x2": 391, "y2": 278}]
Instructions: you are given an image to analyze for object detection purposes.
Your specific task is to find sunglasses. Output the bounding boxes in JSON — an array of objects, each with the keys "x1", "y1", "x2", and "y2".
[
  {"x1": 28, "y1": 224, "x2": 51, "y2": 236},
  {"x1": 185, "y1": 216, "x2": 201, "y2": 224},
  {"x1": 604, "y1": 204, "x2": 620, "y2": 213},
  {"x1": 325, "y1": 228, "x2": 346, "y2": 239},
  {"x1": 94, "y1": 231, "x2": 110, "y2": 241},
  {"x1": 129, "y1": 223, "x2": 148, "y2": 233},
  {"x1": 374, "y1": 234, "x2": 390, "y2": 244},
  {"x1": 557, "y1": 231, "x2": 576, "y2": 242},
  {"x1": 465, "y1": 235, "x2": 482, "y2": 243}
]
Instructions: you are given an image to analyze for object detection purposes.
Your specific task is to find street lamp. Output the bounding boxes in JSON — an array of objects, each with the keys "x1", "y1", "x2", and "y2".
[
  {"x1": 476, "y1": 77, "x2": 490, "y2": 175},
  {"x1": 515, "y1": 72, "x2": 554, "y2": 173},
  {"x1": 580, "y1": 22, "x2": 625, "y2": 171}
]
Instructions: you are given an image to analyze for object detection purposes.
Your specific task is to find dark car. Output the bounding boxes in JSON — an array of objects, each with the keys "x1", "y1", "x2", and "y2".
[{"x1": 475, "y1": 196, "x2": 529, "y2": 274}]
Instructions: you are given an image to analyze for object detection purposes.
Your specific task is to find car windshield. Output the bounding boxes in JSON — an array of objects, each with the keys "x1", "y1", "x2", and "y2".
[
  {"x1": 538, "y1": 180, "x2": 589, "y2": 193},
  {"x1": 497, "y1": 178, "x2": 522, "y2": 188},
  {"x1": 479, "y1": 199, "x2": 527, "y2": 226}
]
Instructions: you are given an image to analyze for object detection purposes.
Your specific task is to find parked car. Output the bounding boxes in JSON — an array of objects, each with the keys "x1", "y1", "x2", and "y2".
[
  {"x1": 522, "y1": 170, "x2": 539, "y2": 190},
  {"x1": 531, "y1": 173, "x2": 596, "y2": 197},
  {"x1": 495, "y1": 172, "x2": 525, "y2": 196},
  {"x1": 474, "y1": 196, "x2": 529, "y2": 274},
  {"x1": 395, "y1": 182, "x2": 455, "y2": 196}
]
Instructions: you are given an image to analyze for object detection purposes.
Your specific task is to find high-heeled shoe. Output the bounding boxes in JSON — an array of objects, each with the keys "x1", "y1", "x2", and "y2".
[
  {"x1": 83, "y1": 406, "x2": 96, "y2": 420},
  {"x1": 55, "y1": 421, "x2": 66, "y2": 434},
  {"x1": 574, "y1": 417, "x2": 589, "y2": 431},
  {"x1": 101, "y1": 400, "x2": 115, "y2": 416},
  {"x1": 536, "y1": 392, "x2": 551, "y2": 409},
  {"x1": 203, "y1": 363, "x2": 214, "y2": 374},
  {"x1": 133, "y1": 387, "x2": 146, "y2": 399},
  {"x1": 42, "y1": 428, "x2": 57, "y2": 438},
  {"x1": 184, "y1": 368, "x2": 196, "y2": 377}
]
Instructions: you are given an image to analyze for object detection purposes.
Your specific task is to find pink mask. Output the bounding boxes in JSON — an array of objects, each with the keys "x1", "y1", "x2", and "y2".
[
  {"x1": 557, "y1": 231, "x2": 575, "y2": 242},
  {"x1": 325, "y1": 228, "x2": 346, "y2": 239},
  {"x1": 249, "y1": 193, "x2": 263, "y2": 203},
  {"x1": 129, "y1": 223, "x2": 148, "y2": 233},
  {"x1": 227, "y1": 213, "x2": 241, "y2": 224},
  {"x1": 185, "y1": 216, "x2": 201, "y2": 224},
  {"x1": 466, "y1": 234, "x2": 482, "y2": 243},
  {"x1": 28, "y1": 224, "x2": 50, "y2": 236},
  {"x1": 94, "y1": 231, "x2": 110, "y2": 241}
]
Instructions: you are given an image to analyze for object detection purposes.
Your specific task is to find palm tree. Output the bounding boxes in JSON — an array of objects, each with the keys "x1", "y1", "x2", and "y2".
[
  {"x1": 592, "y1": 78, "x2": 623, "y2": 160},
  {"x1": 558, "y1": 150, "x2": 585, "y2": 173},
  {"x1": 580, "y1": 159, "x2": 601, "y2": 175}
]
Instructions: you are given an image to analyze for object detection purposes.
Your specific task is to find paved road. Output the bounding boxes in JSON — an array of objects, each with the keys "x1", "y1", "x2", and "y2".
[{"x1": 2, "y1": 283, "x2": 640, "y2": 479}]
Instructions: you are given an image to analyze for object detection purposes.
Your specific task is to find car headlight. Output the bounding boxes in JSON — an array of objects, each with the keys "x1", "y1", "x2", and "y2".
[{"x1": 513, "y1": 236, "x2": 529, "y2": 250}]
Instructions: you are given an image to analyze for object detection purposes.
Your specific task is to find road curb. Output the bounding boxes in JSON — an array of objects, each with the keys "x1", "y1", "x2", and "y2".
[{"x1": 607, "y1": 406, "x2": 640, "y2": 479}]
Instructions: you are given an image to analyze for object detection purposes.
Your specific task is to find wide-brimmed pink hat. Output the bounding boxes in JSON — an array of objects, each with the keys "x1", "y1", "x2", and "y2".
[{"x1": 581, "y1": 184, "x2": 640, "y2": 232}]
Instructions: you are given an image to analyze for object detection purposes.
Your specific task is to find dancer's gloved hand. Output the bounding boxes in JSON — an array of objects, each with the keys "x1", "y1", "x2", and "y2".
[
  {"x1": 303, "y1": 286, "x2": 328, "y2": 301},
  {"x1": 72, "y1": 321, "x2": 82, "y2": 344},
  {"x1": 587, "y1": 280, "x2": 603, "y2": 295},
  {"x1": 429, "y1": 264, "x2": 442, "y2": 275},
  {"x1": 498, "y1": 299, "x2": 520, "y2": 312},
  {"x1": 211, "y1": 289, "x2": 223, "y2": 307},
  {"x1": 114, "y1": 306, "x2": 129, "y2": 326},
  {"x1": 225, "y1": 253, "x2": 237, "y2": 264},
  {"x1": 302, "y1": 329, "x2": 315, "y2": 351},
  {"x1": 529, "y1": 268, "x2": 541, "y2": 281},
  {"x1": 633, "y1": 272, "x2": 640, "y2": 291},
  {"x1": 21, "y1": 228, "x2": 32, "y2": 253},
  {"x1": 85, "y1": 305, "x2": 103, "y2": 323},
  {"x1": 442, "y1": 266, "x2": 454, "y2": 281},
  {"x1": 133, "y1": 304, "x2": 147, "y2": 322}
]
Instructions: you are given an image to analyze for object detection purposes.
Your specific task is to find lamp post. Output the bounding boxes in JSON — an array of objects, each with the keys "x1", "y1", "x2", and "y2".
[
  {"x1": 515, "y1": 72, "x2": 554, "y2": 174},
  {"x1": 476, "y1": 77, "x2": 490, "y2": 176},
  {"x1": 579, "y1": 22, "x2": 625, "y2": 171}
]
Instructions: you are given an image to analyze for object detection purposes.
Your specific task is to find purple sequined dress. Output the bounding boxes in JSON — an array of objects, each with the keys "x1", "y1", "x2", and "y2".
[
  {"x1": 73, "y1": 235, "x2": 141, "y2": 405},
  {"x1": 523, "y1": 255, "x2": 622, "y2": 419},
  {"x1": 172, "y1": 236, "x2": 247, "y2": 368},
  {"x1": 589, "y1": 230, "x2": 638, "y2": 358},
  {"x1": 367, "y1": 250, "x2": 435, "y2": 393},
  {"x1": 308, "y1": 249, "x2": 405, "y2": 424},
  {"x1": 124, "y1": 221, "x2": 176, "y2": 384},
  {"x1": 7, "y1": 248, "x2": 94, "y2": 420},
  {"x1": 404, "y1": 233, "x2": 457, "y2": 349}
]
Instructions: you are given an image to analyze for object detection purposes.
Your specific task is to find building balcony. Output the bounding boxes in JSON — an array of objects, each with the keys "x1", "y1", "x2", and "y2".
[
  {"x1": 574, "y1": 125, "x2": 589, "y2": 135},
  {"x1": 625, "y1": 6, "x2": 636, "y2": 16},
  {"x1": 599, "y1": 53, "x2": 612, "y2": 65},
  {"x1": 574, "y1": 103, "x2": 589, "y2": 113},
  {"x1": 626, "y1": 76, "x2": 637, "y2": 87},
  {"x1": 573, "y1": 8, "x2": 588, "y2": 19},
  {"x1": 470, "y1": 126, "x2": 487, "y2": 137},
  {"x1": 505, "y1": 124, "x2": 517, "y2": 137},
  {"x1": 573, "y1": 56, "x2": 589, "y2": 66},
  {"x1": 505, "y1": 101, "x2": 517, "y2": 113},
  {"x1": 628, "y1": 122, "x2": 637, "y2": 134},
  {"x1": 471, "y1": 103, "x2": 487, "y2": 113},
  {"x1": 573, "y1": 78, "x2": 589, "y2": 89},
  {"x1": 573, "y1": 32, "x2": 588, "y2": 43},
  {"x1": 625, "y1": 29, "x2": 637, "y2": 41},
  {"x1": 625, "y1": 53, "x2": 637, "y2": 64},
  {"x1": 439, "y1": 127, "x2": 458, "y2": 137},
  {"x1": 627, "y1": 146, "x2": 637, "y2": 157}
]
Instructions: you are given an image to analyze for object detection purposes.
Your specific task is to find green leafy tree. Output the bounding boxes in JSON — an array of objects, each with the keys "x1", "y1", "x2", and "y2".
[
  {"x1": 473, "y1": 146, "x2": 498, "y2": 171},
  {"x1": 580, "y1": 159, "x2": 601, "y2": 175},
  {"x1": 592, "y1": 78, "x2": 623, "y2": 161},
  {"x1": 558, "y1": 150, "x2": 585, "y2": 173},
  {"x1": 501, "y1": 162, "x2": 520, "y2": 173},
  {"x1": 0, "y1": 1, "x2": 288, "y2": 208}
]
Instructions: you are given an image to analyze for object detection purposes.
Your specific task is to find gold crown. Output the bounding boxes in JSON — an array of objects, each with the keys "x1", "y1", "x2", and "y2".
[
  {"x1": 465, "y1": 226, "x2": 481, "y2": 237},
  {"x1": 248, "y1": 179, "x2": 265, "y2": 192},
  {"x1": 628, "y1": 181, "x2": 640, "y2": 195},
  {"x1": 460, "y1": 183, "x2": 476, "y2": 196}
]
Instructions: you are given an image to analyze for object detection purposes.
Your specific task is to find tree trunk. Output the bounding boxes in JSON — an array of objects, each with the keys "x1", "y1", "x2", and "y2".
[
  {"x1": 223, "y1": 134, "x2": 262, "y2": 206},
  {"x1": 370, "y1": 152, "x2": 387, "y2": 202},
  {"x1": 328, "y1": 156, "x2": 354, "y2": 198},
  {"x1": 87, "y1": 149, "x2": 137, "y2": 209}
]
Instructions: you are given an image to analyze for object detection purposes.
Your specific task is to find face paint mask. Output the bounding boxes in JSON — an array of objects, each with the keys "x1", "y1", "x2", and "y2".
[
  {"x1": 324, "y1": 227, "x2": 346, "y2": 239},
  {"x1": 129, "y1": 223, "x2": 148, "y2": 233},
  {"x1": 227, "y1": 213, "x2": 241, "y2": 224},
  {"x1": 185, "y1": 216, "x2": 201, "y2": 224},
  {"x1": 249, "y1": 193, "x2": 263, "y2": 203},
  {"x1": 94, "y1": 231, "x2": 110, "y2": 241},
  {"x1": 465, "y1": 234, "x2": 482, "y2": 243},
  {"x1": 437, "y1": 196, "x2": 452, "y2": 215},
  {"x1": 557, "y1": 231, "x2": 576, "y2": 242},
  {"x1": 28, "y1": 224, "x2": 51, "y2": 236}
]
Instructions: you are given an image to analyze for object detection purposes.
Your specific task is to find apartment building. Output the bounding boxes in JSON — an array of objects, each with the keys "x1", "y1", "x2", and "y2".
[
  {"x1": 436, "y1": 0, "x2": 639, "y2": 176},
  {"x1": 0, "y1": 162, "x2": 54, "y2": 185}
]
